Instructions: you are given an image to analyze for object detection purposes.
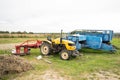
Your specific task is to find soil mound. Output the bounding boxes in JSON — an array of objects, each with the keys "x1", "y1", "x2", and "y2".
[{"x1": 0, "y1": 55, "x2": 33, "y2": 77}]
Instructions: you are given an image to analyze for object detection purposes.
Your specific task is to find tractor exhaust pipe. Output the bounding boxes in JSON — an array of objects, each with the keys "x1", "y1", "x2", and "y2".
[{"x1": 60, "y1": 29, "x2": 63, "y2": 44}]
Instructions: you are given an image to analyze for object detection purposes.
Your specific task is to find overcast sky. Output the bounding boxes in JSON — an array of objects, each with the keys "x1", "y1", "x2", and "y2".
[{"x1": 0, "y1": 0, "x2": 120, "y2": 33}]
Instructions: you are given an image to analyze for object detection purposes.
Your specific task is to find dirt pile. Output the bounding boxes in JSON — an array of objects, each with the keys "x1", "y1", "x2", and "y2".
[{"x1": 0, "y1": 55, "x2": 33, "y2": 77}]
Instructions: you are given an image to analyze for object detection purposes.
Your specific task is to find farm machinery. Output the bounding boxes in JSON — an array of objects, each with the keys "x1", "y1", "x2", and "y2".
[
  {"x1": 12, "y1": 30, "x2": 80, "y2": 60},
  {"x1": 40, "y1": 30, "x2": 80, "y2": 60},
  {"x1": 12, "y1": 40, "x2": 42, "y2": 55},
  {"x1": 66, "y1": 29, "x2": 116, "y2": 52},
  {"x1": 12, "y1": 29, "x2": 115, "y2": 60}
]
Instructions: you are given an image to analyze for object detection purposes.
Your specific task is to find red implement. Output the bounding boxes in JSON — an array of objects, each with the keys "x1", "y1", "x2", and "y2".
[{"x1": 14, "y1": 40, "x2": 42, "y2": 55}]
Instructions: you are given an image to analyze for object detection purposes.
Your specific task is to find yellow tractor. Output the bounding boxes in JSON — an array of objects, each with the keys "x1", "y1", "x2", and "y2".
[{"x1": 40, "y1": 30, "x2": 80, "y2": 60}]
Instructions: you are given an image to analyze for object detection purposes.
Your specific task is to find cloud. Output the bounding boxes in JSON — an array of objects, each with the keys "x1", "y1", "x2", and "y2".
[{"x1": 0, "y1": 0, "x2": 120, "y2": 32}]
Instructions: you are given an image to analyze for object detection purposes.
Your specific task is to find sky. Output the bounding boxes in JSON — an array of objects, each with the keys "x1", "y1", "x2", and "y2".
[{"x1": 0, "y1": 0, "x2": 120, "y2": 33}]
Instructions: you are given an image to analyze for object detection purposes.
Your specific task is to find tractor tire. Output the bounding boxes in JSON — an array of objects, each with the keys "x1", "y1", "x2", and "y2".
[
  {"x1": 40, "y1": 42, "x2": 51, "y2": 56},
  {"x1": 60, "y1": 50, "x2": 71, "y2": 60}
]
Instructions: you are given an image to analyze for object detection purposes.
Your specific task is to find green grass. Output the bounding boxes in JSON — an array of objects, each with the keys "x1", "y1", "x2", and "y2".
[
  {"x1": 2, "y1": 48, "x2": 120, "y2": 80},
  {"x1": 112, "y1": 38, "x2": 120, "y2": 48},
  {"x1": 0, "y1": 38, "x2": 120, "y2": 80}
]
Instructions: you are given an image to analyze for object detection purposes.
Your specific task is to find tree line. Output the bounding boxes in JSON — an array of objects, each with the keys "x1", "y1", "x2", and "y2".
[
  {"x1": 114, "y1": 33, "x2": 120, "y2": 38},
  {"x1": 0, "y1": 30, "x2": 120, "y2": 38},
  {"x1": 0, "y1": 31, "x2": 61, "y2": 38},
  {"x1": 0, "y1": 31, "x2": 33, "y2": 34}
]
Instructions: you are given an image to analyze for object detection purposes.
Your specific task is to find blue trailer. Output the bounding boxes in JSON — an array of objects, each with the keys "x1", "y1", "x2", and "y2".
[{"x1": 66, "y1": 29, "x2": 116, "y2": 52}]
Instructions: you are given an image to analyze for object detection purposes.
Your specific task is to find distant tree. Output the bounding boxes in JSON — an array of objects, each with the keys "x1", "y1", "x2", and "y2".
[
  {"x1": 0, "y1": 31, "x2": 9, "y2": 33},
  {"x1": 23, "y1": 31, "x2": 27, "y2": 34},
  {"x1": 16, "y1": 31, "x2": 22, "y2": 34},
  {"x1": 11, "y1": 32, "x2": 15, "y2": 34},
  {"x1": 29, "y1": 32, "x2": 34, "y2": 34},
  {"x1": 0, "y1": 31, "x2": 3, "y2": 33},
  {"x1": 5, "y1": 31, "x2": 9, "y2": 33},
  {"x1": 114, "y1": 33, "x2": 120, "y2": 38}
]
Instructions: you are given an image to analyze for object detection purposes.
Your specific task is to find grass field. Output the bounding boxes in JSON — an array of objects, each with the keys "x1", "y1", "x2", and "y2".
[{"x1": 0, "y1": 38, "x2": 120, "y2": 80}]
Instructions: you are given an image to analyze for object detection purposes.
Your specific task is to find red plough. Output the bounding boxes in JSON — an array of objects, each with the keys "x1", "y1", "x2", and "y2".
[{"x1": 12, "y1": 40, "x2": 42, "y2": 55}]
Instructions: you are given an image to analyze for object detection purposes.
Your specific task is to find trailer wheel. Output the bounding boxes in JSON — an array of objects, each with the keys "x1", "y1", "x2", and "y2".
[
  {"x1": 40, "y1": 42, "x2": 51, "y2": 55},
  {"x1": 60, "y1": 50, "x2": 70, "y2": 60}
]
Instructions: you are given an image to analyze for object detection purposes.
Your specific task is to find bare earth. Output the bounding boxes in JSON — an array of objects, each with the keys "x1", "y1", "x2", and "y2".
[
  {"x1": 85, "y1": 70, "x2": 120, "y2": 80},
  {"x1": 12, "y1": 70, "x2": 120, "y2": 80},
  {"x1": 0, "y1": 43, "x2": 19, "y2": 50},
  {"x1": 13, "y1": 70, "x2": 71, "y2": 80}
]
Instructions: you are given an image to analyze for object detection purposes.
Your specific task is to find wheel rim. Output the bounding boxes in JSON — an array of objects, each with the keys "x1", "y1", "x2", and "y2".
[
  {"x1": 41, "y1": 45, "x2": 49, "y2": 55},
  {"x1": 61, "y1": 52, "x2": 69, "y2": 60}
]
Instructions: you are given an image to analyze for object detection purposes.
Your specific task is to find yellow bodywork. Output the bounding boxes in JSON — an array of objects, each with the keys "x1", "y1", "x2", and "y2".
[{"x1": 52, "y1": 38, "x2": 76, "y2": 50}]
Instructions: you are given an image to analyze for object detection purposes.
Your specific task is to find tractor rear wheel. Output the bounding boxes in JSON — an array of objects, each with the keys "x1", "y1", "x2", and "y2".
[
  {"x1": 40, "y1": 42, "x2": 51, "y2": 55},
  {"x1": 60, "y1": 50, "x2": 71, "y2": 60}
]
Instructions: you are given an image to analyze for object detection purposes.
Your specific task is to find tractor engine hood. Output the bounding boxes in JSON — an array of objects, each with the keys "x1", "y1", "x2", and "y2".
[
  {"x1": 52, "y1": 38, "x2": 76, "y2": 50},
  {"x1": 52, "y1": 38, "x2": 75, "y2": 44}
]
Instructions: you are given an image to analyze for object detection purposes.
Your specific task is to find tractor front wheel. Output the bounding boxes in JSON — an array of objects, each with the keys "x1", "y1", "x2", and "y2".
[{"x1": 60, "y1": 50, "x2": 71, "y2": 60}]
